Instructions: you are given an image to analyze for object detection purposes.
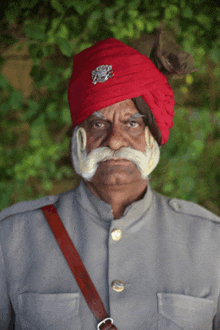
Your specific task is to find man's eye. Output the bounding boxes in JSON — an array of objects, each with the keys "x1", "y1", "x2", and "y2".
[
  {"x1": 90, "y1": 121, "x2": 105, "y2": 129},
  {"x1": 127, "y1": 121, "x2": 139, "y2": 128}
]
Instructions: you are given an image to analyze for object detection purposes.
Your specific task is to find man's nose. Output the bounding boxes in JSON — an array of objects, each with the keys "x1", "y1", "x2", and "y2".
[{"x1": 103, "y1": 125, "x2": 128, "y2": 150}]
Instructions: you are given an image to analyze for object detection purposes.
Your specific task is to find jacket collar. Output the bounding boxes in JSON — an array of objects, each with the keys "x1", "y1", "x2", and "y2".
[{"x1": 75, "y1": 180, "x2": 153, "y2": 224}]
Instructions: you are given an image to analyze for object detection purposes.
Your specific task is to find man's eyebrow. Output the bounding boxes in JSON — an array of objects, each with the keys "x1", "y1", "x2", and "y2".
[
  {"x1": 93, "y1": 111, "x2": 106, "y2": 119},
  {"x1": 91, "y1": 112, "x2": 146, "y2": 121},
  {"x1": 128, "y1": 113, "x2": 146, "y2": 121}
]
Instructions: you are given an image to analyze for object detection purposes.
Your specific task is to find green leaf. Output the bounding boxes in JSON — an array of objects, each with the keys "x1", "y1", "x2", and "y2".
[
  {"x1": 50, "y1": 0, "x2": 64, "y2": 13},
  {"x1": 55, "y1": 37, "x2": 72, "y2": 57},
  {"x1": 182, "y1": 7, "x2": 193, "y2": 19},
  {"x1": 210, "y1": 48, "x2": 220, "y2": 63},
  {"x1": 31, "y1": 115, "x2": 46, "y2": 137},
  {"x1": 104, "y1": 7, "x2": 115, "y2": 21},
  {"x1": 192, "y1": 139, "x2": 204, "y2": 153},
  {"x1": 146, "y1": 22, "x2": 153, "y2": 32},
  {"x1": 5, "y1": 2, "x2": 21, "y2": 23},
  {"x1": 179, "y1": 177, "x2": 195, "y2": 193},
  {"x1": 61, "y1": 107, "x2": 71, "y2": 124},
  {"x1": 0, "y1": 182, "x2": 14, "y2": 211},
  {"x1": 163, "y1": 183, "x2": 174, "y2": 193},
  {"x1": 29, "y1": 138, "x2": 41, "y2": 147},
  {"x1": 62, "y1": 68, "x2": 72, "y2": 80},
  {"x1": 0, "y1": 73, "x2": 9, "y2": 90},
  {"x1": 30, "y1": 65, "x2": 46, "y2": 83},
  {"x1": 28, "y1": 44, "x2": 44, "y2": 60},
  {"x1": 150, "y1": 10, "x2": 160, "y2": 17},
  {"x1": 196, "y1": 14, "x2": 211, "y2": 29},
  {"x1": 23, "y1": 24, "x2": 46, "y2": 41},
  {"x1": 21, "y1": 0, "x2": 39, "y2": 8},
  {"x1": 90, "y1": 0, "x2": 100, "y2": 5},
  {"x1": 9, "y1": 91, "x2": 23, "y2": 110},
  {"x1": 43, "y1": 180, "x2": 53, "y2": 191},
  {"x1": 48, "y1": 18, "x2": 61, "y2": 37},
  {"x1": 128, "y1": 9, "x2": 138, "y2": 19},
  {"x1": 33, "y1": 154, "x2": 42, "y2": 166},
  {"x1": 164, "y1": 5, "x2": 179, "y2": 20},
  {"x1": 0, "y1": 34, "x2": 17, "y2": 46},
  {"x1": 116, "y1": 10, "x2": 125, "y2": 23},
  {"x1": 28, "y1": 99, "x2": 40, "y2": 111},
  {"x1": 69, "y1": 0, "x2": 88, "y2": 15},
  {"x1": 135, "y1": 18, "x2": 145, "y2": 32},
  {"x1": 116, "y1": 0, "x2": 125, "y2": 8},
  {"x1": 56, "y1": 24, "x2": 69, "y2": 39},
  {"x1": 22, "y1": 99, "x2": 40, "y2": 121},
  {"x1": 0, "y1": 103, "x2": 10, "y2": 116},
  {"x1": 87, "y1": 10, "x2": 102, "y2": 29},
  {"x1": 46, "y1": 102, "x2": 57, "y2": 120}
]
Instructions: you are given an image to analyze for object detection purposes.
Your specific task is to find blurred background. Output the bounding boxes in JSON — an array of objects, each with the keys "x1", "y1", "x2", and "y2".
[{"x1": 0, "y1": 0, "x2": 220, "y2": 215}]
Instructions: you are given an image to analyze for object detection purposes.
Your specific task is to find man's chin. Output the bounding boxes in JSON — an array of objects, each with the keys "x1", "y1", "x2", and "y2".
[{"x1": 88, "y1": 161, "x2": 143, "y2": 184}]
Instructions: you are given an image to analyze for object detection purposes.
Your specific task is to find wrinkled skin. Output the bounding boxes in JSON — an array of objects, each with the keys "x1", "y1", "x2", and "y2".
[{"x1": 80, "y1": 99, "x2": 149, "y2": 219}]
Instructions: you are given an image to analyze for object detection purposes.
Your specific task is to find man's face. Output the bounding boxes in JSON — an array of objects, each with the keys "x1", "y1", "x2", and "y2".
[{"x1": 80, "y1": 99, "x2": 147, "y2": 185}]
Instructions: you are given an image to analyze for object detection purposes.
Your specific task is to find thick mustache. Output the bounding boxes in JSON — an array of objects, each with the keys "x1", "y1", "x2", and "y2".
[
  {"x1": 72, "y1": 136, "x2": 159, "y2": 181},
  {"x1": 71, "y1": 128, "x2": 160, "y2": 181},
  {"x1": 87, "y1": 147, "x2": 144, "y2": 163},
  {"x1": 100, "y1": 151, "x2": 132, "y2": 162}
]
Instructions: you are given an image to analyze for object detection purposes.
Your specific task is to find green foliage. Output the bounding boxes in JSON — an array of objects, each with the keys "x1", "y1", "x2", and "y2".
[
  {"x1": 0, "y1": 0, "x2": 220, "y2": 214},
  {"x1": 151, "y1": 108, "x2": 220, "y2": 209},
  {"x1": 9, "y1": 91, "x2": 23, "y2": 110}
]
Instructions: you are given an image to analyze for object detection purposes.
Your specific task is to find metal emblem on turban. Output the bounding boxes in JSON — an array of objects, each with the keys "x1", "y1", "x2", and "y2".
[{"x1": 92, "y1": 65, "x2": 114, "y2": 84}]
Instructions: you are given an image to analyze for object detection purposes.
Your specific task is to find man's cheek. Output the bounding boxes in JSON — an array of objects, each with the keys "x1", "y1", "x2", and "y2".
[
  {"x1": 87, "y1": 139, "x2": 103, "y2": 153},
  {"x1": 87, "y1": 142, "x2": 96, "y2": 154}
]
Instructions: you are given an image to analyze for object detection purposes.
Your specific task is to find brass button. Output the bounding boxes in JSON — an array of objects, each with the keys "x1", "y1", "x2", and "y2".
[
  {"x1": 111, "y1": 280, "x2": 124, "y2": 292},
  {"x1": 111, "y1": 229, "x2": 122, "y2": 241}
]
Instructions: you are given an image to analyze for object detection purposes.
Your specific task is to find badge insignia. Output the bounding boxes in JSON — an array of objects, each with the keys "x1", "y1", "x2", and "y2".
[{"x1": 92, "y1": 65, "x2": 114, "y2": 85}]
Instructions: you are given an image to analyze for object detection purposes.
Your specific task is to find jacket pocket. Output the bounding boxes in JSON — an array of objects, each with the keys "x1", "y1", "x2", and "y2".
[
  {"x1": 157, "y1": 293, "x2": 215, "y2": 330},
  {"x1": 18, "y1": 292, "x2": 81, "y2": 330}
]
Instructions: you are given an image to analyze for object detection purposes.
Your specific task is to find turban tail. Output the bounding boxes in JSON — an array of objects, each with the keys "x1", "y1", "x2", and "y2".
[{"x1": 68, "y1": 38, "x2": 175, "y2": 145}]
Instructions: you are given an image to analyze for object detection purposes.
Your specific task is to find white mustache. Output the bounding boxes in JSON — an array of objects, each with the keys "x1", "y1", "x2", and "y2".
[
  {"x1": 71, "y1": 126, "x2": 160, "y2": 181},
  {"x1": 86, "y1": 146, "x2": 148, "y2": 166}
]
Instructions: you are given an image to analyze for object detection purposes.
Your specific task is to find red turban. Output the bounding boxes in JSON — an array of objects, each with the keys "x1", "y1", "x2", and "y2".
[{"x1": 68, "y1": 38, "x2": 175, "y2": 144}]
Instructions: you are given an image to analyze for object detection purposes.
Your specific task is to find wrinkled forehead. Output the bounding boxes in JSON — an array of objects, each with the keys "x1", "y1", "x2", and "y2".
[{"x1": 83, "y1": 99, "x2": 143, "y2": 123}]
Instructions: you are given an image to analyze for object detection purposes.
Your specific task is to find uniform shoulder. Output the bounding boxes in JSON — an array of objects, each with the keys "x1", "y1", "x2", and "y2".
[
  {"x1": 0, "y1": 185, "x2": 80, "y2": 222},
  {"x1": 167, "y1": 196, "x2": 220, "y2": 224},
  {"x1": 0, "y1": 194, "x2": 60, "y2": 222}
]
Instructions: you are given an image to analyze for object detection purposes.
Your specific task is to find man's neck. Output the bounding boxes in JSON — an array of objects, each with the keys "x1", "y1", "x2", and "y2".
[{"x1": 84, "y1": 180, "x2": 148, "y2": 220}]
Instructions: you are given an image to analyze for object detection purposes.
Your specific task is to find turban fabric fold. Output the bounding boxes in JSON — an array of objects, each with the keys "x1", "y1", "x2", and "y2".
[{"x1": 68, "y1": 38, "x2": 175, "y2": 144}]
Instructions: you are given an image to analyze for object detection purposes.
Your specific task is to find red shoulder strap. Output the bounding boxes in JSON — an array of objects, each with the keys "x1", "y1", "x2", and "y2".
[{"x1": 41, "y1": 204, "x2": 117, "y2": 330}]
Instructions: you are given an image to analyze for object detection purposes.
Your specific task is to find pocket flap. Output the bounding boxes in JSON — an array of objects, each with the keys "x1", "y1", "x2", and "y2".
[
  {"x1": 18, "y1": 292, "x2": 80, "y2": 329},
  {"x1": 157, "y1": 293, "x2": 214, "y2": 330}
]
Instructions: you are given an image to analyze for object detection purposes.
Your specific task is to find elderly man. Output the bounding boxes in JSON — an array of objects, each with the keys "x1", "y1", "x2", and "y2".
[{"x1": 0, "y1": 37, "x2": 220, "y2": 330}]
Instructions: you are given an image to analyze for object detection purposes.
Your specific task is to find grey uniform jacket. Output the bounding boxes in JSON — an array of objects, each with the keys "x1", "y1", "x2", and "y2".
[{"x1": 1, "y1": 180, "x2": 220, "y2": 330}]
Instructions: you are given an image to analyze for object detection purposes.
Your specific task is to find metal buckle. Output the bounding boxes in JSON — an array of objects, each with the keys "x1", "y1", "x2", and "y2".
[{"x1": 97, "y1": 317, "x2": 114, "y2": 330}]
